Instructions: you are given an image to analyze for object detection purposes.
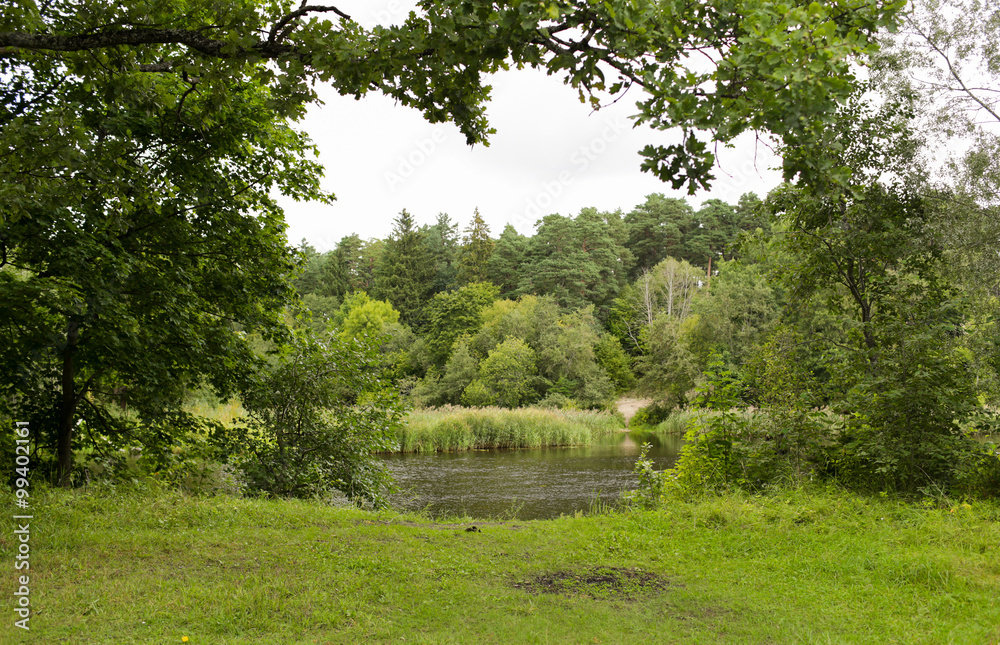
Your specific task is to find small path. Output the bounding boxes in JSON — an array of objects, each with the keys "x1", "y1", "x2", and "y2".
[{"x1": 615, "y1": 397, "x2": 654, "y2": 427}]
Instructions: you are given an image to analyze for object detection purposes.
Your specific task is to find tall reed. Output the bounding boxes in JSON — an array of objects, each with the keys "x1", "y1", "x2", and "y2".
[{"x1": 396, "y1": 406, "x2": 624, "y2": 453}]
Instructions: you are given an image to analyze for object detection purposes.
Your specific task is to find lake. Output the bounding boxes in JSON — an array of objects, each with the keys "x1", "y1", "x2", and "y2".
[{"x1": 382, "y1": 432, "x2": 685, "y2": 520}]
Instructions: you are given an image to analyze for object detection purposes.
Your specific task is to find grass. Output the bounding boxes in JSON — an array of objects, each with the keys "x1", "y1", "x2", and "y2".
[
  {"x1": 6, "y1": 484, "x2": 1000, "y2": 644},
  {"x1": 397, "y1": 406, "x2": 624, "y2": 453},
  {"x1": 629, "y1": 409, "x2": 769, "y2": 441}
]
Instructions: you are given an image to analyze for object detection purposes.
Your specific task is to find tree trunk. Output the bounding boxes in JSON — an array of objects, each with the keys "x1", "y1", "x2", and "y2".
[{"x1": 57, "y1": 321, "x2": 79, "y2": 488}]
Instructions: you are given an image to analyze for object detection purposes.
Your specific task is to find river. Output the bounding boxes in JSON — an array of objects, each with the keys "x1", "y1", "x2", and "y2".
[{"x1": 382, "y1": 432, "x2": 685, "y2": 520}]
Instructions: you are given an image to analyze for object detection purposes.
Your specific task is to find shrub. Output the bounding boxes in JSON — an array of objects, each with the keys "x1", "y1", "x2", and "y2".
[
  {"x1": 232, "y1": 332, "x2": 405, "y2": 506},
  {"x1": 629, "y1": 401, "x2": 675, "y2": 429}
]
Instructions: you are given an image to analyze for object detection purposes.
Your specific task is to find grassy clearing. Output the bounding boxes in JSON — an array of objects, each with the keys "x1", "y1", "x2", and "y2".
[
  {"x1": 6, "y1": 485, "x2": 1000, "y2": 644},
  {"x1": 397, "y1": 406, "x2": 624, "y2": 453}
]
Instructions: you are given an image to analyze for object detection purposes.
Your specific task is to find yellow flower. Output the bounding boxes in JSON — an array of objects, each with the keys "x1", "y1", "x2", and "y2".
[{"x1": 182, "y1": 638, "x2": 189, "y2": 643}]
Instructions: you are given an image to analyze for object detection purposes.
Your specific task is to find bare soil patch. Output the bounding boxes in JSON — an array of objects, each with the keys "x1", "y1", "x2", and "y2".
[
  {"x1": 615, "y1": 397, "x2": 654, "y2": 427},
  {"x1": 513, "y1": 566, "x2": 674, "y2": 600}
]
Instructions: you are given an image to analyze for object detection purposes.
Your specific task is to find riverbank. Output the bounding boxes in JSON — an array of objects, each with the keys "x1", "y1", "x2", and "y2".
[
  {"x1": 396, "y1": 406, "x2": 624, "y2": 452},
  {"x1": 12, "y1": 485, "x2": 1000, "y2": 644}
]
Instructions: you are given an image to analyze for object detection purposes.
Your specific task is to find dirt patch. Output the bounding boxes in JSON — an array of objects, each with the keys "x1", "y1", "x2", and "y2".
[
  {"x1": 513, "y1": 567, "x2": 673, "y2": 600},
  {"x1": 615, "y1": 397, "x2": 654, "y2": 427}
]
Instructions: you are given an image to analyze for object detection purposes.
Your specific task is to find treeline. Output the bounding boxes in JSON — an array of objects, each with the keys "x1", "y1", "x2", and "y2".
[{"x1": 292, "y1": 194, "x2": 763, "y2": 411}]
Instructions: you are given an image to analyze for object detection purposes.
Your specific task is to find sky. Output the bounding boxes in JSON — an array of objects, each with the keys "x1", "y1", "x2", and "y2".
[{"x1": 277, "y1": 3, "x2": 787, "y2": 252}]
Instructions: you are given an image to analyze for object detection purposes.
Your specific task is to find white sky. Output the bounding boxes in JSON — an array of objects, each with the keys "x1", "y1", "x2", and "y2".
[{"x1": 278, "y1": 3, "x2": 786, "y2": 252}]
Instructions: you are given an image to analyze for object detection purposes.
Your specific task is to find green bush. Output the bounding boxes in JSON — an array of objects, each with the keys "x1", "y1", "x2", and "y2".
[
  {"x1": 232, "y1": 332, "x2": 405, "y2": 506},
  {"x1": 629, "y1": 401, "x2": 675, "y2": 429}
]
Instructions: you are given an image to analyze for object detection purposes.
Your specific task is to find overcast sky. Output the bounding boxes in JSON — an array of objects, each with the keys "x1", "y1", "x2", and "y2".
[{"x1": 278, "y1": 3, "x2": 786, "y2": 252}]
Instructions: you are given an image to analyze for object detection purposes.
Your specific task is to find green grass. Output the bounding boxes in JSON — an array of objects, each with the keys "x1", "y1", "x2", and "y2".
[
  {"x1": 397, "y1": 406, "x2": 624, "y2": 453},
  {"x1": 6, "y1": 485, "x2": 1000, "y2": 644}
]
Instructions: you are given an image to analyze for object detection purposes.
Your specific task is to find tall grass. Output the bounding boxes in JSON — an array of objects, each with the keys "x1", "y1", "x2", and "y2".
[
  {"x1": 397, "y1": 405, "x2": 624, "y2": 453},
  {"x1": 630, "y1": 408, "x2": 767, "y2": 439}
]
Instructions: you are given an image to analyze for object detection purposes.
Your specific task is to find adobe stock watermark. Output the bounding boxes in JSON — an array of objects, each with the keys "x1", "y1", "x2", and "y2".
[
  {"x1": 370, "y1": 0, "x2": 411, "y2": 24},
  {"x1": 511, "y1": 115, "x2": 630, "y2": 228},
  {"x1": 383, "y1": 126, "x2": 452, "y2": 192},
  {"x1": 12, "y1": 421, "x2": 32, "y2": 631}
]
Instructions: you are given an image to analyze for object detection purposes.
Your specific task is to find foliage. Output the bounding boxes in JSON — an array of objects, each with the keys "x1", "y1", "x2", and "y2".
[
  {"x1": 662, "y1": 351, "x2": 816, "y2": 493},
  {"x1": 421, "y1": 213, "x2": 460, "y2": 295},
  {"x1": 829, "y1": 319, "x2": 980, "y2": 494},
  {"x1": 333, "y1": 292, "x2": 401, "y2": 341},
  {"x1": 462, "y1": 338, "x2": 540, "y2": 408},
  {"x1": 628, "y1": 401, "x2": 676, "y2": 430},
  {"x1": 486, "y1": 224, "x2": 530, "y2": 298},
  {"x1": 690, "y1": 259, "x2": 783, "y2": 368},
  {"x1": 0, "y1": 66, "x2": 316, "y2": 483},
  {"x1": 744, "y1": 325, "x2": 829, "y2": 479},
  {"x1": 593, "y1": 334, "x2": 636, "y2": 394},
  {"x1": 633, "y1": 314, "x2": 702, "y2": 404},
  {"x1": 1, "y1": 0, "x2": 901, "y2": 201},
  {"x1": 424, "y1": 282, "x2": 500, "y2": 365},
  {"x1": 624, "y1": 195, "x2": 695, "y2": 277},
  {"x1": 518, "y1": 208, "x2": 632, "y2": 316},
  {"x1": 411, "y1": 338, "x2": 480, "y2": 407},
  {"x1": 609, "y1": 255, "x2": 703, "y2": 353},
  {"x1": 621, "y1": 443, "x2": 669, "y2": 509},
  {"x1": 232, "y1": 332, "x2": 404, "y2": 505},
  {"x1": 373, "y1": 210, "x2": 435, "y2": 328},
  {"x1": 456, "y1": 209, "x2": 494, "y2": 285}
]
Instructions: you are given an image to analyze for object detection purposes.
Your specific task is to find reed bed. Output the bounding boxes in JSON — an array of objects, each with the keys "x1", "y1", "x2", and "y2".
[{"x1": 397, "y1": 405, "x2": 624, "y2": 453}]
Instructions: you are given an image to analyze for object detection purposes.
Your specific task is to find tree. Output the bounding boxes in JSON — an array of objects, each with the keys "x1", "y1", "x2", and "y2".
[
  {"x1": 691, "y1": 260, "x2": 783, "y2": 370},
  {"x1": 372, "y1": 210, "x2": 434, "y2": 328},
  {"x1": 462, "y1": 338, "x2": 539, "y2": 408},
  {"x1": 0, "y1": 66, "x2": 323, "y2": 485},
  {"x1": 456, "y1": 209, "x2": 494, "y2": 285},
  {"x1": 519, "y1": 208, "x2": 632, "y2": 316},
  {"x1": 607, "y1": 256, "x2": 703, "y2": 353},
  {"x1": 422, "y1": 213, "x2": 460, "y2": 295},
  {"x1": 487, "y1": 224, "x2": 529, "y2": 298},
  {"x1": 1, "y1": 0, "x2": 906, "y2": 480},
  {"x1": 762, "y1": 91, "x2": 985, "y2": 492},
  {"x1": 334, "y1": 292, "x2": 401, "y2": 342},
  {"x1": 873, "y1": 0, "x2": 1000, "y2": 204},
  {"x1": 235, "y1": 331, "x2": 404, "y2": 504},
  {"x1": 2, "y1": 0, "x2": 903, "y2": 197},
  {"x1": 424, "y1": 282, "x2": 500, "y2": 366},
  {"x1": 624, "y1": 195, "x2": 694, "y2": 278}
]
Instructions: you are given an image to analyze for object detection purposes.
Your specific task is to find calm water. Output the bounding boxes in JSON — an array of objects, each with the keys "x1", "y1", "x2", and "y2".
[{"x1": 382, "y1": 433, "x2": 685, "y2": 520}]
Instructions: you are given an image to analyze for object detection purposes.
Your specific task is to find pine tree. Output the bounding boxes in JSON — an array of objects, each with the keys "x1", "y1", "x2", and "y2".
[
  {"x1": 456, "y1": 208, "x2": 495, "y2": 285},
  {"x1": 373, "y1": 210, "x2": 434, "y2": 327},
  {"x1": 422, "y1": 213, "x2": 460, "y2": 295},
  {"x1": 487, "y1": 224, "x2": 529, "y2": 298}
]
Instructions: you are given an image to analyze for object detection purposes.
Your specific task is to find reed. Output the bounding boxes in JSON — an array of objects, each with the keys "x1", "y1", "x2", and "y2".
[{"x1": 397, "y1": 405, "x2": 624, "y2": 453}]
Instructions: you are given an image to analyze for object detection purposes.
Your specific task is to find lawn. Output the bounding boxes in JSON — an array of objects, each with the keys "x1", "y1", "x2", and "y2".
[{"x1": 4, "y1": 485, "x2": 999, "y2": 644}]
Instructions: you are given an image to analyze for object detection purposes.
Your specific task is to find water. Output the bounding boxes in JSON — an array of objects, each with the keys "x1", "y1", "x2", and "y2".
[{"x1": 382, "y1": 432, "x2": 684, "y2": 520}]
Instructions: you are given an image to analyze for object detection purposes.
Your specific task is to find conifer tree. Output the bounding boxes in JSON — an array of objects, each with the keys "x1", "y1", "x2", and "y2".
[
  {"x1": 456, "y1": 208, "x2": 495, "y2": 285},
  {"x1": 373, "y1": 210, "x2": 434, "y2": 328}
]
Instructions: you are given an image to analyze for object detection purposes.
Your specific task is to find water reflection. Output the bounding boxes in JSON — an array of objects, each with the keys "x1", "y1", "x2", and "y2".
[{"x1": 382, "y1": 433, "x2": 684, "y2": 520}]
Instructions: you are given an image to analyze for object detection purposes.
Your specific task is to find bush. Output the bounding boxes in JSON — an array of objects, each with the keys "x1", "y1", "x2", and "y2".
[
  {"x1": 462, "y1": 338, "x2": 539, "y2": 408},
  {"x1": 629, "y1": 401, "x2": 675, "y2": 429},
  {"x1": 232, "y1": 332, "x2": 405, "y2": 506},
  {"x1": 826, "y1": 328, "x2": 979, "y2": 495}
]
